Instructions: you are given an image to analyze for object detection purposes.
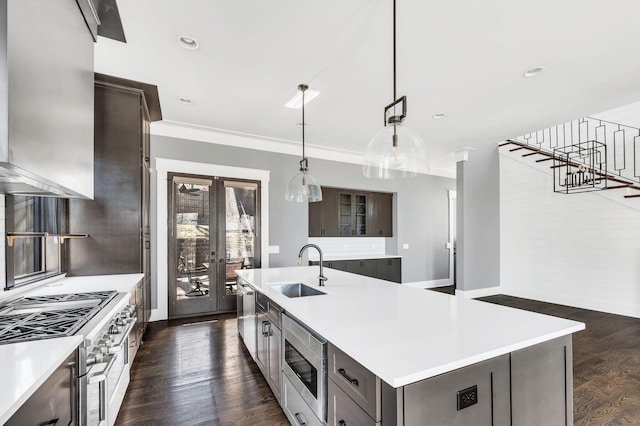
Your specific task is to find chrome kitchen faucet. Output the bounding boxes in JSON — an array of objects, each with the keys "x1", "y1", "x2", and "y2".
[{"x1": 297, "y1": 244, "x2": 328, "y2": 286}]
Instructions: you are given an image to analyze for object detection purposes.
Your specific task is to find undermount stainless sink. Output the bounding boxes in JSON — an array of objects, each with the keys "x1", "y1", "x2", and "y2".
[{"x1": 271, "y1": 283, "x2": 326, "y2": 298}]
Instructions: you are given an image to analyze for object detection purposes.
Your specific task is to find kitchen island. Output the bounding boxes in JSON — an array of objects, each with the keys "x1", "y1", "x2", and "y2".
[{"x1": 237, "y1": 266, "x2": 585, "y2": 425}]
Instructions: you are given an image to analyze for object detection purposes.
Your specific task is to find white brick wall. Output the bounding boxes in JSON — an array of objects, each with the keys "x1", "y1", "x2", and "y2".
[{"x1": 500, "y1": 151, "x2": 640, "y2": 318}]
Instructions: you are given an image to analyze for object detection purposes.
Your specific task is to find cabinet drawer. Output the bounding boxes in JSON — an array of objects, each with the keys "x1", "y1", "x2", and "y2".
[
  {"x1": 268, "y1": 300, "x2": 282, "y2": 329},
  {"x1": 328, "y1": 344, "x2": 378, "y2": 420},
  {"x1": 329, "y1": 378, "x2": 378, "y2": 426},
  {"x1": 256, "y1": 292, "x2": 268, "y2": 311},
  {"x1": 282, "y1": 375, "x2": 323, "y2": 426}
]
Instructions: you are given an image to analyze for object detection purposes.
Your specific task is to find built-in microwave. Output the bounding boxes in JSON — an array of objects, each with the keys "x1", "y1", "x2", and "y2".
[{"x1": 282, "y1": 314, "x2": 327, "y2": 422}]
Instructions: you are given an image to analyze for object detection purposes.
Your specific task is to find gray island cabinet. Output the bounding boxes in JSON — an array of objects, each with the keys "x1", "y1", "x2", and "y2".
[{"x1": 236, "y1": 266, "x2": 583, "y2": 426}]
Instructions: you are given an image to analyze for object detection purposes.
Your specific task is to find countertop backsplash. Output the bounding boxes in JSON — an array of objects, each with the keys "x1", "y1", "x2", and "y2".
[{"x1": 306, "y1": 237, "x2": 387, "y2": 261}]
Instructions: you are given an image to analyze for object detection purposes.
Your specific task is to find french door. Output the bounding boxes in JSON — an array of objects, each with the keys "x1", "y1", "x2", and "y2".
[{"x1": 168, "y1": 173, "x2": 261, "y2": 318}]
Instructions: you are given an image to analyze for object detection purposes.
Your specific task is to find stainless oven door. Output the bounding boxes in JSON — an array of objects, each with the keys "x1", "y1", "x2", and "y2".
[
  {"x1": 282, "y1": 314, "x2": 326, "y2": 422},
  {"x1": 84, "y1": 319, "x2": 136, "y2": 426}
]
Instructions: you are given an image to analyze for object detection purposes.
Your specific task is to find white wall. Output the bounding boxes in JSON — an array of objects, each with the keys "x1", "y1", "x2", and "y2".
[
  {"x1": 456, "y1": 145, "x2": 501, "y2": 295},
  {"x1": 500, "y1": 150, "x2": 640, "y2": 318}
]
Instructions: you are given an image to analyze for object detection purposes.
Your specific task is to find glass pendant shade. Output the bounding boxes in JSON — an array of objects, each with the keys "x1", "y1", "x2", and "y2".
[
  {"x1": 363, "y1": 123, "x2": 427, "y2": 179},
  {"x1": 285, "y1": 83, "x2": 323, "y2": 202},
  {"x1": 285, "y1": 170, "x2": 322, "y2": 202}
]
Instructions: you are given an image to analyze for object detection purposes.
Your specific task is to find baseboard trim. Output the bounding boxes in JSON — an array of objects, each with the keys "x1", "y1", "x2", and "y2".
[
  {"x1": 404, "y1": 279, "x2": 452, "y2": 289},
  {"x1": 455, "y1": 286, "x2": 501, "y2": 299}
]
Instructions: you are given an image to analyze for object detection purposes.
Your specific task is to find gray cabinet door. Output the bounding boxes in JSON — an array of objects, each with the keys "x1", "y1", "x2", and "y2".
[
  {"x1": 268, "y1": 323, "x2": 282, "y2": 402},
  {"x1": 403, "y1": 354, "x2": 510, "y2": 426},
  {"x1": 511, "y1": 336, "x2": 573, "y2": 426},
  {"x1": 69, "y1": 84, "x2": 143, "y2": 276},
  {"x1": 256, "y1": 309, "x2": 269, "y2": 374},
  {"x1": 367, "y1": 192, "x2": 393, "y2": 237},
  {"x1": 308, "y1": 187, "x2": 339, "y2": 237},
  {"x1": 389, "y1": 258, "x2": 401, "y2": 283}
]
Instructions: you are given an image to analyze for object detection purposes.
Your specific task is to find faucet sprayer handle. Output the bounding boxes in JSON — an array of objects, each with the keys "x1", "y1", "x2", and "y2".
[
  {"x1": 318, "y1": 275, "x2": 328, "y2": 286},
  {"x1": 297, "y1": 256, "x2": 303, "y2": 266}
]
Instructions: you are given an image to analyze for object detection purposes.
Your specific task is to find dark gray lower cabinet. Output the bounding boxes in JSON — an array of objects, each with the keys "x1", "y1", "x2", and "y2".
[
  {"x1": 403, "y1": 354, "x2": 510, "y2": 426},
  {"x1": 511, "y1": 335, "x2": 573, "y2": 426},
  {"x1": 6, "y1": 351, "x2": 77, "y2": 426},
  {"x1": 255, "y1": 292, "x2": 282, "y2": 403},
  {"x1": 345, "y1": 259, "x2": 377, "y2": 278},
  {"x1": 325, "y1": 336, "x2": 573, "y2": 425},
  {"x1": 311, "y1": 258, "x2": 401, "y2": 283},
  {"x1": 328, "y1": 379, "x2": 377, "y2": 426}
]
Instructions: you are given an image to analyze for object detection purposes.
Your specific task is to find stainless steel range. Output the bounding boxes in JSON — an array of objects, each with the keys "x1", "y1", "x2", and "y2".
[
  {"x1": 0, "y1": 290, "x2": 137, "y2": 426},
  {"x1": 0, "y1": 291, "x2": 117, "y2": 344}
]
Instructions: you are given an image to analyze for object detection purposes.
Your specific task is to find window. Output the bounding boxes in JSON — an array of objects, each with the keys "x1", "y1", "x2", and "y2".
[{"x1": 5, "y1": 195, "x2": 68, "y2": 289}]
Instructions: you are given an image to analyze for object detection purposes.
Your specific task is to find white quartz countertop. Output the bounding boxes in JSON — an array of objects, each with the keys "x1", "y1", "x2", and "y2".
[
  {"x1": 0, "y1": 273, "x2": 144, "y2": 422},
  {"x1": 308, "y1": 254, "x2": 402, "y2": 261},
  {"x1": 29, "y1": 273, "x2": 144, "y2": 296},
  {"x1": 236, "y1": 266, "x2": 585, "y2": 388},
  {"x1": 0, "y1": 336, "x2": 82, "y2": 425}
]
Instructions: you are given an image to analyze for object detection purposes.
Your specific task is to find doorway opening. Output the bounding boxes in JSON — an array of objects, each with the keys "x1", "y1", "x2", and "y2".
[{"x1": 168, "y1": 173, "x2": 261, "y2": 318}]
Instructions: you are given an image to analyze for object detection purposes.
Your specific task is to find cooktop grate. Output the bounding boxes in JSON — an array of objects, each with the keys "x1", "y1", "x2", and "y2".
[{"x1": 0, "y1": 291, "x2": 118, "y2": 345}]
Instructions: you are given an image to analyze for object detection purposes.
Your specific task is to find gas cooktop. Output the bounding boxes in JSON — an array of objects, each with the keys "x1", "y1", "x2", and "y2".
[{"x1": 0, "y1": 291, "x2": 118, "y2": 345}]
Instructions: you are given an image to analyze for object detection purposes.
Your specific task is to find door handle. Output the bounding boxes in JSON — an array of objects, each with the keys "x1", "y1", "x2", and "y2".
[
  {"x1": 294, "y1": 413, "x2": 307, "y2": 426},
  {"x1": 338, "y1": 368, "x2": 359, "y2": 387}
]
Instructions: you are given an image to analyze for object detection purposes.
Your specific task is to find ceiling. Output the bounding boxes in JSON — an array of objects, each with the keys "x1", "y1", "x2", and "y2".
[{"x1": 94, "y1": 0, "x2": 640, "y2": 175}]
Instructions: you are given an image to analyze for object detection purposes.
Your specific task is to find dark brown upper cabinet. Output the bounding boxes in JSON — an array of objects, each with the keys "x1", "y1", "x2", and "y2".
[{"x1": 308, "y1": 187, "x2": 393, "y2": 237}]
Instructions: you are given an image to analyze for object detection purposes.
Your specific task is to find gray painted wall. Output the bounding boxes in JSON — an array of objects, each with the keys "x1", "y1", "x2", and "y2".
[
  {"x1": 456, "y1": 144, "x2": 501, "y2": 291},
  {"x1": 150, "y1": 134, "x2": 455, "y2": 306}
]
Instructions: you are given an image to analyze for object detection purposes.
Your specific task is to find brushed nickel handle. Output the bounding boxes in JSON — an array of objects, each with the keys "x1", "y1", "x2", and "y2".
[
  {"x1": 338, "y1": 368, "x2": 359, "y2": 386},
  {"x1": 294, "y1": 412, "x2": 306, "y2": 425}
]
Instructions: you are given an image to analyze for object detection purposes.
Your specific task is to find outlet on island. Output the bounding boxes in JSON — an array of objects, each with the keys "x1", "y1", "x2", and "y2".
[{"x1": 457, "y1": 385, "x2": 478, "y2": 410}]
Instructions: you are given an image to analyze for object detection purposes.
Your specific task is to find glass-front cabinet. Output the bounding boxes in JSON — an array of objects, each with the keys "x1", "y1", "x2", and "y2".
[{"x1": 338, "y1": 192, "x2": 367, "y2": 236}]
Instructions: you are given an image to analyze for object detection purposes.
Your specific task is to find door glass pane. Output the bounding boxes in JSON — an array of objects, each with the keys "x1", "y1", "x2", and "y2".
[
  {"x1": 175, "y1": 182, "x2": 210, "y2": 301},
  {"x1": 355, "y1": 195, "x2": 366, "y2": 235},
  {"x1": 224, "y1": 181, "x2": 258, "y2": 296},
  {"x1": 339, "y1": 193, "x2": 352, "y2": 235}
]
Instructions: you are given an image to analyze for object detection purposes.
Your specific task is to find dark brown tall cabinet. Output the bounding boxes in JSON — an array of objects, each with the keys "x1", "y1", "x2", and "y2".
[{"x1": 68, "y1": 74, "x2": 161, "y2": 341}]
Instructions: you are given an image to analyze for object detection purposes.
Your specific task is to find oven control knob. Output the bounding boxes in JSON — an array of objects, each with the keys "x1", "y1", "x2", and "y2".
[
  {"x1": 86, "y1": 354, "x2": 97, "y2": 365},
  {"x1": 108, "y1": 324, "x2": 123, "y2": 334},
  {"x1": 99, "y1": 339, "x2": 114, "y2": 348},
  {"x1": 91, "y1": 349, "x2": 105, "y2": 363},
  {"x1": 115, "y1": 317, "x2": 127, "y2": 326}
]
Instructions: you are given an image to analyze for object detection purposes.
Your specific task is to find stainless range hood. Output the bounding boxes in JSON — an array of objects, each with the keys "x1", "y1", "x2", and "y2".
[{"x1": 0, "y1": 0, "x2": 96, "y2": 199}]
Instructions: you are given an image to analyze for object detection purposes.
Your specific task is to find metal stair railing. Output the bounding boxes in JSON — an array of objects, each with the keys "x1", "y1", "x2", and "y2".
[{"x1": 504, "y1": 117, "x2": 640, "y2": 198}]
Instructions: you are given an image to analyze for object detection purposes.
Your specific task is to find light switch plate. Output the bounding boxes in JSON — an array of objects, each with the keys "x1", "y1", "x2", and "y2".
[
  {"x1": 402, "y1": 243, "x2": 409, "y2": 250},
  {"x1": 268, "y1": 245, "x2": 280, "y2": 254}
]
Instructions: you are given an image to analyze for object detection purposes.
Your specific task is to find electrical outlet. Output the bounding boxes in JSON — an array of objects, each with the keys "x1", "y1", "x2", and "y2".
[{"x1": 457, "y1": 385, "x2": 478, "y2": 410}]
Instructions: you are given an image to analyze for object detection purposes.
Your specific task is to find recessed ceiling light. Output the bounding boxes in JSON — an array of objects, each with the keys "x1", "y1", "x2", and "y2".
[
  {"x1": 178, "y1": 97, "x2": 192, "y2": 104},
  {"x1": 177, "y1": 36, "x2": 199, "y2": 50},
  {"x1": 523, "y1": 67, "x2": 545, "y2": 78},
  {"x1": 285, "y1": 88, "x2": 320, "y2": 109},
  {"x1": 432, "y1": 113, "x2": 446, "y2": 119}
]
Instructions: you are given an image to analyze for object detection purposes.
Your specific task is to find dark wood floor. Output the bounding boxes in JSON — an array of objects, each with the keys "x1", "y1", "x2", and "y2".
[
  {"x1": 115, "y1": 314, "x2": 288, "y2": 426},
  {"x1": 117, "y1": 294, "x2": 640, "y2": 425}
]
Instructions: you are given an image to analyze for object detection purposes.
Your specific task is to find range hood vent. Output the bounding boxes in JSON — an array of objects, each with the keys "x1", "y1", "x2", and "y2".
[{"x1": 0, "y1": 0, "x2": 96, "y2": 199}]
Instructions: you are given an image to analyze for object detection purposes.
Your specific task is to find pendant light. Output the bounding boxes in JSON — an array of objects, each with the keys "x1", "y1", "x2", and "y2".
[
  {"x1": 363, "y1": 0, "x2": 427, "y2": 179},
  {"x1": 285, "y1": 84, "x2": 323, "y2": 202}
]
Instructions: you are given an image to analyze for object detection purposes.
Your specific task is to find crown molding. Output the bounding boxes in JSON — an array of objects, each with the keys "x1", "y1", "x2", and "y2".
[{"x1": 150, "y1": 120, "x2": 456, "y2": 179}]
